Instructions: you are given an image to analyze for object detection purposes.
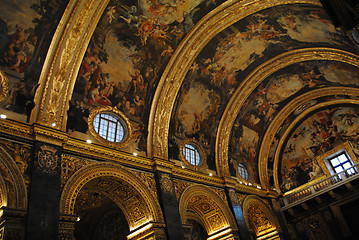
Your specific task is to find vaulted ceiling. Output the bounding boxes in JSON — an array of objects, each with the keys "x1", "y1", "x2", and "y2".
[{"x1": 1, "y1": 0, "x2": 359, "y2": 195}]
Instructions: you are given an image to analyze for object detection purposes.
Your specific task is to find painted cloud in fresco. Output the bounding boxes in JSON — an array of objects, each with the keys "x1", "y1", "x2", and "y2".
[
  {"x1": 140, "y1": 0, "x2": 206, "y2": 25},
  {"x1": 278, "y1": 11, "x2": 336, "y2": 43}
]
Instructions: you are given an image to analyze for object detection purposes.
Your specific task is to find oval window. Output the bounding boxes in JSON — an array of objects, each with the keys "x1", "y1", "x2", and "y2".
[
  {"x1": 183, "y1": 143, "x2": 202, "y2": 166},
  {"x1": 238, "y1": 163, "x2": 250, "y2": 181},
  {"x1": 93, "y1": 113, "x2": 126, "y2": 142}
]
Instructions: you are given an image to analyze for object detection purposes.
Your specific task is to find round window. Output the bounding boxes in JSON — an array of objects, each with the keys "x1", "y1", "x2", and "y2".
[
  {"x1": 238, "y1": 163, "x2": 250, "y2": 181},
  {"x1": 93, "y1": 113, "x2": 126, "y2": 142},
  {"x1": 183, "y1": 143, "x2": 202, "y2": 166},
  {"x1": 88, "y1": 107, "x2": 131, "y2": 147}
]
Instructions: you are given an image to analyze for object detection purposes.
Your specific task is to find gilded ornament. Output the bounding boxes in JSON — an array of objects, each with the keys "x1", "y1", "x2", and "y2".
[
  {"x1": 160, "y1": 174, "x2": 174, "y2": 193},
  {"x1": 0, "y1": 70, "x2": 9, "y2": 103}
]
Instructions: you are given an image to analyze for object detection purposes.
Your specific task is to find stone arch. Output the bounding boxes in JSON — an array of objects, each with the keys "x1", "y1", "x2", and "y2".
[
  {"x1": 0, "y1": 145, "x2": 27, "y2": 209},
  {"x1": 179, "y1": 185, "x2": 238, "y2": 239},
  {"x1": 60, "y1": 162, "x2": 163, "y2": 231},
  {"x1": 243, "y1": 195, "x2": 281, "y2": 239}
]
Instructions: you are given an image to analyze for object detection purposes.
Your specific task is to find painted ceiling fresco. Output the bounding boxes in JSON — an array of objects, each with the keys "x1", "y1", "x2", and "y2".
[
  {"x1": 69, "y1": 0, "x2": 225, "y2": 154},
  {"x1": 2, "y1": 0, "x2": 359, "y2": 194},
  {"x1": 170, "y1": 4, "x2": 355, "y2": 174},
  {"x1": 279, "y1": 106, "x2": 359, "y2": 192},
  {"x1": 0, "y1": 0, "x2": 68, "y2": 120},
  {"x1": 230, "y1": 60, "x2": 359, "y2": 184}
]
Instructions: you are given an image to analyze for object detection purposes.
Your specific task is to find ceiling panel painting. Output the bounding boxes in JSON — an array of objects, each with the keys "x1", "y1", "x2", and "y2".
[
  {"x1": 0, "y1": 0, "x2": 69, "y2": 121},
  {"x1": 68, "y1": 0, "x2": 226, "y2": 155},
  {"x1": 170, "y1": 4, "x2": 354, "y2": 173},
  {"x1": 230, "y1": 61, "x2": 359, "y2": 183},
  {"x1": 279, "y1": 106, "x2": 359, "y2": 192}
]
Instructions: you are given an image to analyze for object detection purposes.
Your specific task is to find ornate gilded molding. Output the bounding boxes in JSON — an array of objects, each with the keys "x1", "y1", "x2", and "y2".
[
  {"x1": 30, "y1": 0, "x2": 110, "y2": 130},
  {"x1": 32, "y1": 124, "x2": 68, "y2": 146},
  {"x1": 148, "y1": 0, "x2": 321, "y2": 159},
  {"x1": 63, "y1": 137, "x2": 153, "y2": 170},
  {"x1": 87, "y1": 106, "x2": 132, "y2": 148},
  {"x1": 217, "y1": 48, "x2": 359, "y2": 180},
  {"x1": 0, "y1": 119, "x2": 32, "y2": 140},
  {"x1": 0, "y1": 70, "x2": 9, "y2": 103},
  {"x1": 60, "y1": 162, "x2": 164, "y2": 226},
  {"x1": 270, "y1": 94, "x2": 359, "y2": 193}
]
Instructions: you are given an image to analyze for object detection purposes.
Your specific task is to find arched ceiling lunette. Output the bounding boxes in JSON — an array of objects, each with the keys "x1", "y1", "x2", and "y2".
[
  {"x1": 30, "y1": 0, "x2": 110, "y2": 129},
  {"x1": 217, "y1": 48, "x2": 359, "y2": 180},
  {"x1": 269, "y1": 90, "x2": 359, "y2": 193},
  {"x1": 148, "y1": 0, "x2": 321, "y2": 159}
]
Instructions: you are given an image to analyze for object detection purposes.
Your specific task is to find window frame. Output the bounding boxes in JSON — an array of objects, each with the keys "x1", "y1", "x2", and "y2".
[
  {"x1": 88, "y1": 106, "x2": 131, "y2": 148},
  {"x1": 237, "y1": 163, "x2": 250, "y2": 181},
  {"x1": 327, "y1": 151, "x2": 356, "y2": 177},
  {"x1": 316, "y1": 142, "x2": 358, "y2": 177},
  {"x1": 179, "y1": 139, "x2": 207, "y2": 170}
]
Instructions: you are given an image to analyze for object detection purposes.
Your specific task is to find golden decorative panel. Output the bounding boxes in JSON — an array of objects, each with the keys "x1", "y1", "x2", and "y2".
[
  {"x1": 173, "y1": 179, "x2": 191, "y2": 200},
  {"x1": 160, "y1": 174, "x2": 174, "y2": 193},
  {"x1": 0, "y1": 144, "x2": 27, "y2": 209},
  {"x1": 179, "y1": 185, "x2": 238, "y2": 235},
  {"x1": 61, "y1": 155, "x2": 91, "y2": 189},
  {"x1": 248, "y1": 203, "x2": 275, "y2": 234}
]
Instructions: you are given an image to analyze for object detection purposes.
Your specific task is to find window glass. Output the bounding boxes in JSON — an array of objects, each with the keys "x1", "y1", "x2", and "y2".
[
  {"x1": 329, "y1": 152, "x2": 355, "y2": 177},
  {"x1": 93, "y1": 113, "x2": 125, "y2": 142},
  {"x1": 183, "y1": 143, "x2": 201, "y2": 166},
  {"x1": 238, "y1": 163, "x2": 250, "y2": 181}
]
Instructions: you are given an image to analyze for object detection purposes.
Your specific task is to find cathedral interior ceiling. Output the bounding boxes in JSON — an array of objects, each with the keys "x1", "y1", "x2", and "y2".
[{"x1": 1, "y1": 0, "x2": 359, "y2": 196}]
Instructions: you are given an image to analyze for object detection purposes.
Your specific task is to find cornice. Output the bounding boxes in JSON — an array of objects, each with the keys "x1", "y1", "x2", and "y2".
[
  {"x1": 148, "y1": 0, "x2": 321, "y2": 159},
  {"x1": 216, "y1": 48, "x2": 359, "y2": 183},
  {"x1": 0, "y1": 119, "x2": 32, "y2": 141},
  {"x1": 63, "y1": 138, "x2": 154, "y2": 170}
]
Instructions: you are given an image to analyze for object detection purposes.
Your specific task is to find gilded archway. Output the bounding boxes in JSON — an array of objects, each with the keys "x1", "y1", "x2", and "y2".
[
  {"x1": 243, "y1": 195, "x2": 281, "y2": 239},
  {"x1": 179, "y1": 185, "x2": 238, "y2": 239},
  {"x1": 60, "y1": 162, "x2": 164, "y2": 231},
  {"x1": 0, "y1": 145, "x2": 27, "y2": 209}
]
